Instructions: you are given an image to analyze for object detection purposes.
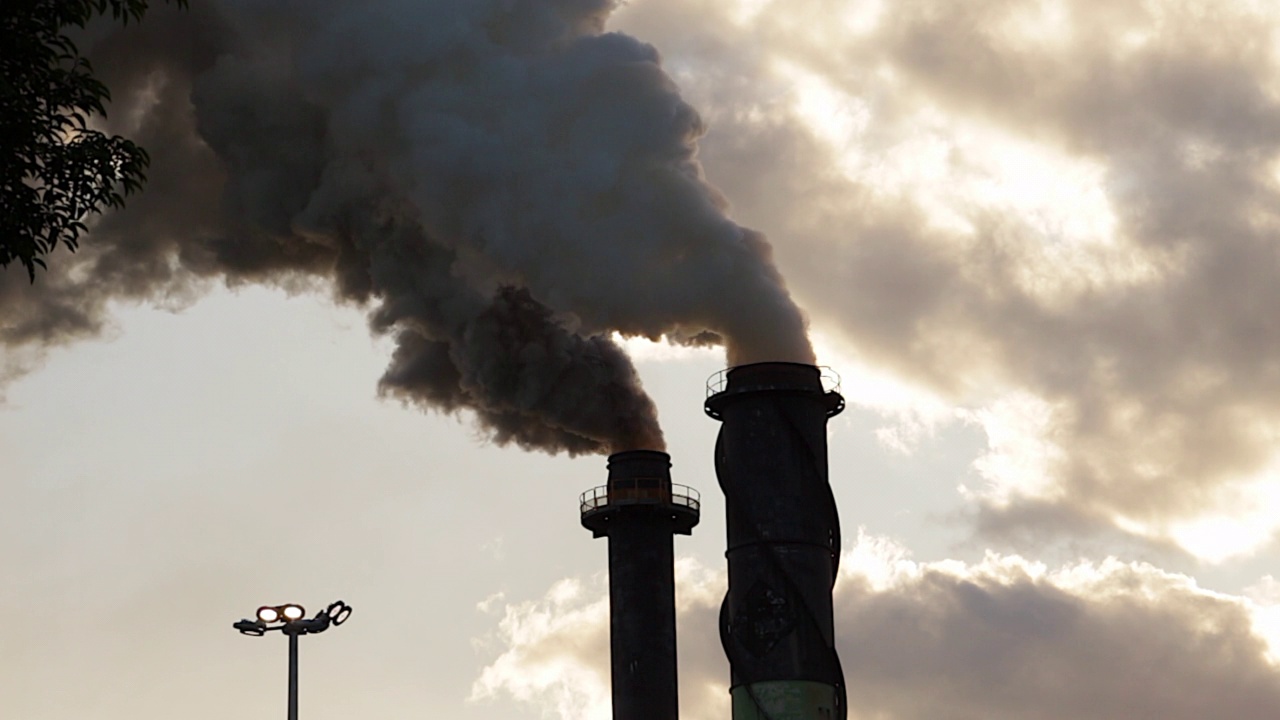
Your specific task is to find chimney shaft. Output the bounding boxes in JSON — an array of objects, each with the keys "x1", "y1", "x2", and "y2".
[
  {"x1": 705, "y1": 362, "x2": 846, "y2": 720},
  {"x1": 581, "y1": 450, "x2": 700, "y2": 720}
]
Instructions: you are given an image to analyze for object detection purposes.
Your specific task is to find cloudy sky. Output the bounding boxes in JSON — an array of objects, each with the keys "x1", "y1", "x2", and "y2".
[{"x1": 5, "y1": 0, "x2": 1280, "y2": 718}]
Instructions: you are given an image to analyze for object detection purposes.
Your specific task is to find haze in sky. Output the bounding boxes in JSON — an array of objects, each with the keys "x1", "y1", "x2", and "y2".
[{"x1": 6, "y1": 1, "x2": 1280, "y2": 719}]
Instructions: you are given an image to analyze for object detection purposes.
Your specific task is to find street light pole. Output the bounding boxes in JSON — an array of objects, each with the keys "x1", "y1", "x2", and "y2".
[
  {"x1": 288, "y1": 629, "x2": 299, "y2": 720},
  {"x1": 233, "y1": 600, "x2": 353, "y2": 720}
]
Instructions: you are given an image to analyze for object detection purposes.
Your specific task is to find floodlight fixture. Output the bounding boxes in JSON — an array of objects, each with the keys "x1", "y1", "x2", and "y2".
[
  {"x1": 232, "y1": 599, "x2": 352, "y2": 720},
  {"x1": 326, "y1": 600, "x2": 352, "y2": 626},
  {"x1": 233, "y1": 619, "x2": 266, "y2": 636}
]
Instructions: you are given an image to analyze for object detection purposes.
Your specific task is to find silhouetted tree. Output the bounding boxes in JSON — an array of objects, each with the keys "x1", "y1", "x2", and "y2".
[{"x1": 1, "y1": 0, "x2": 187, "y2": 281}]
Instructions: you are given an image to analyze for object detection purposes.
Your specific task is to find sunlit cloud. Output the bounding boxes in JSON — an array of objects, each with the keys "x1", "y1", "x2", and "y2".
[
  {"x1": 1165, "y1": 468, "x2": 1280, "y2": 562},
  {"x1": 478, "y1": 532, "x2": 1280, "y2": 720},
  {"x1": 960, "y1": 392, "x2": 1066, "y2": 507},
  {"x1": 610, "y1": 333, "x2": 721, "y2": 364},
  {"x1": 470, "y1": 576, "x2": 612, "y2": 720},
  {"x1": 610, "y1": 0, "x2": 1280, "y2": 557}
]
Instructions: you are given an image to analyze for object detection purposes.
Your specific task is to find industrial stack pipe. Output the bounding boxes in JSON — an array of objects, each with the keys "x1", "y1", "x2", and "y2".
[
  {"x1": 705, "y1": 362, "x2": 846, "y2": 720},
  {"x1": 580, "y1": 450, "x2": 701, "y2": 720}
]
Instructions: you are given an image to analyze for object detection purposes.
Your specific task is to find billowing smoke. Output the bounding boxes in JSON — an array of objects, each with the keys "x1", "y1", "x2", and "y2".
[{"x1": 0, "y1": 0, "x2": 814, "y2": 454}]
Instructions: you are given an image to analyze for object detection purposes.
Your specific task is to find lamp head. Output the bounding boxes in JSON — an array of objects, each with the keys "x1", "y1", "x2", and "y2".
[
  {"x1": 326, "y1": 600, "x2": 353, "y2": 626},
  {"x1": 235, "y1": 600, "x2": 349, "y2": 637},
  {"x1": 233, "y1": 619, "x2": 266, "y2": 636},
  {"x1": 254, "y1": 604, "x2": 306, "y2": 624}
]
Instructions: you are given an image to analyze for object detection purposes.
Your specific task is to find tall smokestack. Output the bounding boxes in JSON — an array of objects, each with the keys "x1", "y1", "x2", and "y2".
[
  {"x1": 705, "y1": 363, "x2": 846, "y2": 720},
  {"x1": 580, "y1": 450, "x2": 700, "y2": 720}
]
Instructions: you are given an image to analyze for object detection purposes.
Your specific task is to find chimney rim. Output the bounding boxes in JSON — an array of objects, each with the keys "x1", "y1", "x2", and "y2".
[
  {"x1": 606, "y1": 448, "x2": 672, "y2": 466},
  {"x1": 705, "y1": 363, "x2": 845, "y2": 419}
]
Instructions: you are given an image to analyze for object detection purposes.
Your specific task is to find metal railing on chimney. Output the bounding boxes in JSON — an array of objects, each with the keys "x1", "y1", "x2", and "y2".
[{"x1": 580, "y1": 482, "x2": 701, "y2": 516}]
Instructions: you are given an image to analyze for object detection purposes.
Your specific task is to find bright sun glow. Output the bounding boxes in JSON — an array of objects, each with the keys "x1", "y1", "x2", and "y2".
[
  {"x1": 769, "y1": 41, "x2": 1164, "y2": 301},
  {"x1": 726, "y1": 0, "x2": 771, "y2": 27},
  {"x1": 611, "y1": 332, "x2": 721, "y2": 363},
  {"x1": 840, "y1": 0, "x2": 887, "y2": 37},
  {"x1": 809, "y1": 329, "x2": 959, "y2": 453},
  {"x1": 775, "y1": 58, "x2": 871, "y2": 179},
  {"x1": 1246, "y1": 577, "x2": 1280, "y2": 664},
  {"x1": 1167, "y1": 473, "x2": 1280, "y2": 563},
  {"x1": 961, "y1": 393, "x2": 1068, "y2": 506},
  {"x1": 1106, "y1": 454, "x2": 1280, "y2": 563},
  {"x1": 1001, "y1": 0, "x2": 1075, "y2": 49}
]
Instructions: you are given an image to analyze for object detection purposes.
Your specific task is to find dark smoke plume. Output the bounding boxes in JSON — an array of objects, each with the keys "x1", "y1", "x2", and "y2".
[{"x1": 0, "y1": 0, "x2": 813, "y2": 454}]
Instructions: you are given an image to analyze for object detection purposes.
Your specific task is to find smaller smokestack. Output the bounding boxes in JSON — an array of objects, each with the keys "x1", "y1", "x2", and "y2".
[{"x1": 581, "y1": 450, "x2": 700, "y2": 720}]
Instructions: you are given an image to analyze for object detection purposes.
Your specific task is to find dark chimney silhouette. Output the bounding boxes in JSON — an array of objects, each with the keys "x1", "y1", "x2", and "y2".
[
  {"x1": 581, "y1": 450, "x2": 700, "y2": 720},
  {"x1": 706, "y1": 362, "x2": 846, "y2": 720}
]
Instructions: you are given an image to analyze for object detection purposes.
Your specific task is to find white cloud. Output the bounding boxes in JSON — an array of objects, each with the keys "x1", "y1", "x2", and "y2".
[
  {"x1": 471, "y1": 576, "x2": 612, "y2": 720},
  {"x1": 477, "y1": 533, "x2": 1280, "y2": 720}
]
